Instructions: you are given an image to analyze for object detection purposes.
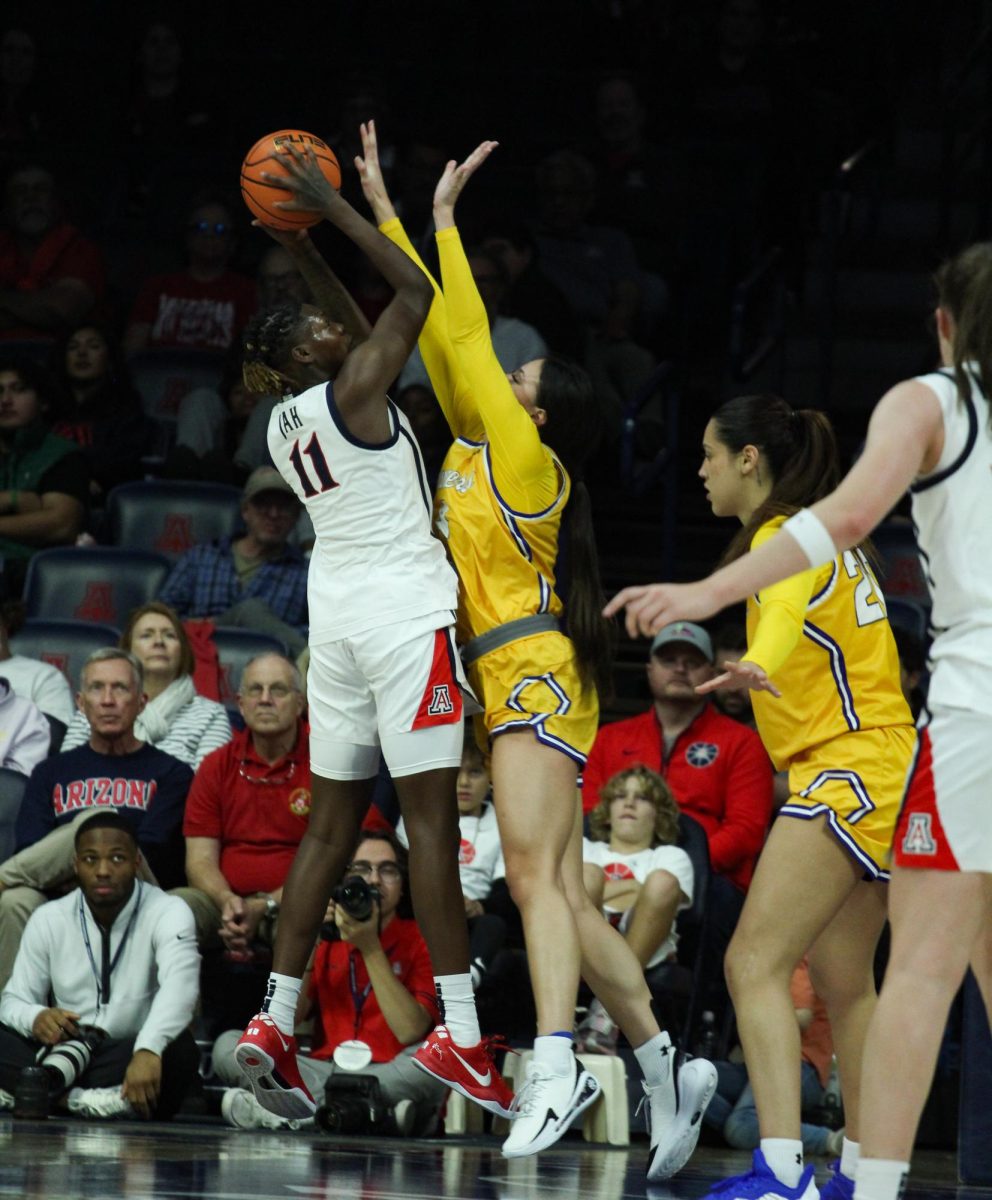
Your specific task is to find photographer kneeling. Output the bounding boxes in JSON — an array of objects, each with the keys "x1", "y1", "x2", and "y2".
[{"x1": 213, "y1": 830, "x2": 447, "y2": 1134}]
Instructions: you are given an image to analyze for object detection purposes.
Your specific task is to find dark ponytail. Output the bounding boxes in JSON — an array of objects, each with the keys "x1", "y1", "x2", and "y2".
[
  {"x1": 537, "y1": 356, "x2": 615, "y2": 698},
  {"x1": 934, "y1": 242, "x2": 992, "y2": 416},
  {"x1": 715, "y1": 393, "x2": 841, "y2": 564}
]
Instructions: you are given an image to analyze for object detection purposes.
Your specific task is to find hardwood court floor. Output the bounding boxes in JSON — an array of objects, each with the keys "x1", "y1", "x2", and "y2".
[{"x1": 0, "y1": 1117, "x2": 974, "y2": 1200}]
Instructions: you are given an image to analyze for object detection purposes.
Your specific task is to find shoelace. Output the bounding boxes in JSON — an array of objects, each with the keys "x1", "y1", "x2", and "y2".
[
  {"x1": 634, "y1": 1043, "x2": 676, "y2": 1126},
  {"x1": 509, "y1": 1059, "x2": 568, "y2": 1117}
]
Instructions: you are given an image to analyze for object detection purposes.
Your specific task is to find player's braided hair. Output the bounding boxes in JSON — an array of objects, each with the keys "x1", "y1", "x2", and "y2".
[{"x1": 242, "y1": 304, "x2": 304, "y2": 395}]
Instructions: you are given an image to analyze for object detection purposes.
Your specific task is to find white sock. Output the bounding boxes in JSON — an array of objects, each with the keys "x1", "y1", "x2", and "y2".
[
  {"x1": 261, "y1": 972, "x2": 301, "y2": 1036},
  {"x1": 840, "y1": 1136, "x2": 860, "y2": 1180},
  {"x1": 854, "y1": 1158, "x2": 910, "y2": 1200},
  {"x1": 533, "y1": 1032, "x2": 574, "y2": 1074},
  {"x1": 435, "y1": 973, "x2": 480, "y2": 1045},
  {"x1": 761, "y1": 1138, "x2": 804, "y2": 1188},
  {"x1": 634, "y1": 1030, "x2": 673, "y2": 1090}
]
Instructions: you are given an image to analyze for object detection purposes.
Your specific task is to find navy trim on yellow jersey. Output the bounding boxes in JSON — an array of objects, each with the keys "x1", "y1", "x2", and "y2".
[
  {"x1": 807, "y1": 560, "x2": 838, "y2": 609},
  {"x1": 911, "y1": 369, "x2": 980, "y2": 494},
  {"x1": 482, "y1": 444, "x2": 568, "y2": 521},
  {"x1": 802, "y1": 619, "x2": 860, "y2": 731},
  {"x1": 490, "y1": 716, "x2": 587, "y2": 765},
  {"x1": 778, "y1": 798, "x2": 889, "y2": 880},
  {"x1": 324, "y1": 383, "x2": 401, "y2": 451},
  {"x1": 500, "y1": 508, "x2": 533, "y2": 562}
]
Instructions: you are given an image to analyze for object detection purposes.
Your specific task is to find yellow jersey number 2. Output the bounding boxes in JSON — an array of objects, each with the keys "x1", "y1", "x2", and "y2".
[{"x1": 843, "y1": 549, "x2": 887, "y2": 627}]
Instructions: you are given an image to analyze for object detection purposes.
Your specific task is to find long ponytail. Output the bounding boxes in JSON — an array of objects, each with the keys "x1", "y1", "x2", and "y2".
[{"x1": 715, "y1": 393, "x2": 842, "y2": 564}]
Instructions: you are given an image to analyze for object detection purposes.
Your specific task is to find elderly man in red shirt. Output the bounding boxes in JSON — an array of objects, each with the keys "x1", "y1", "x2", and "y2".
[
  {"x1": 174, "y1": 651, "x2": 310, "y2": 958},
  {"x1": 582, "y1": 622, "x2": 774, "y2": 1000}
]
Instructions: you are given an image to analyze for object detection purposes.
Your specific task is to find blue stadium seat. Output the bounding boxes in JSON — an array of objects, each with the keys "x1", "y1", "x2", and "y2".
[
  {"x1": 105, "y1": 480, "x2": 243, "y2": 561},
  {"x1": 127, "y1": 347, "x2": 226, "y2": 461},
  {"x1": 8, "y1": 619, "x2": 121, "y2": 692},
  {"x1": 23, "y1": 547, "x2": 171, "y2": 624},
  {"x1": 886, "y1": 596, "x2": 929, "y2": 646}
]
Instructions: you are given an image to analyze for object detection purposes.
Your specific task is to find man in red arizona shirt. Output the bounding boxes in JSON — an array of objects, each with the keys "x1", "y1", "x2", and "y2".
[{"x1": 582, "y1": 622, "x2": 774, "y2": 991}]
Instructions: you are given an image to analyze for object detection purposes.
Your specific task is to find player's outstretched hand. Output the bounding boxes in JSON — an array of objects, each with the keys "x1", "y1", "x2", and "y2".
[
  {"x1": 697, "y1": 659, "x2": 781, "y2": 697},
  {"x1": 263, "y1": 141, "x2": 340, "y2": 217},
  {"x1": 355, "y1": 119, "x2": 396, "y2": 225},
  {"x1": 603, "y1": 580, "x2": 719, "y2": 639},
  {"x1": 433, "y1": 141, "x2": 499, "y2": 216}
]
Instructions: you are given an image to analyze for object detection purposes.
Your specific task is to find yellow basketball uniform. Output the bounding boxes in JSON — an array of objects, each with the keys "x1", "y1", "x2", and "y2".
[
  {"x1": 745, "y1": 518, "x2": 916, "y2": 878},
  {"x1": 380, "y1": 218, "x2": 599, "y2": 763}
]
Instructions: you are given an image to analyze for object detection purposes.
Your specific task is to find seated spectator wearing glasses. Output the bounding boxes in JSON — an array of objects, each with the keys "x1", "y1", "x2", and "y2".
[
  {"x1": 61, "y1": 602, "x2": 231, "y2": 769},
  {"x1": 211, "y1": 829, "x2": 447, "y2": 1134},
  {"x1": 123, "y1": 194, "x2": 256, "y2": 356},
  {"x1": 0, "y1": 810, "x2": 200, "y2": 1120},
  {"x1": 395, "y1": 246, "x2": 546, "y2": 394},
  {"x1": 173, "y1": 653, "x2": 308, "y2": 960},
  {"x1": 0, "y1": 161, "x2": 105, "y2": 343},
  {"x1": 159, "y1": 466, "x2": 308, "y2": 656},
  {"x1": 0, "y1": 648, "x2": 193, "y2": 989}
]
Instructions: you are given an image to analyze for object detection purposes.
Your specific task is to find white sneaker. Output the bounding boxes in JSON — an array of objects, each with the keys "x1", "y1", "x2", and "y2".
[
  {"x1": 392, "y1": 1098, "x2": 416, "y2": 1136},
  {"x1": 0, "y1": 1088, "x2": 12, "y2": 1111},
  {"x1": 221, "y1": 1086, "x2": 312, "y2": 1131},
  {"x1": 66, "y1": 1086, "x2": 135, "y2": 1120},
  {"x1": 501, "y1": 1057, "x2": 601, "y2": 1158},
  {"x1": 643, "y1": 1053, "x2": 718, "y2": 1181}
]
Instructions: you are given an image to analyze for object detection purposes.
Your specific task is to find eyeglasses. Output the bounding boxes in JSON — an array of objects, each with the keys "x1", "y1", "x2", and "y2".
[
  {"x1": 241, "y1": 683, "x2": 297, "y2": 700},
  {"x1": 238, "y1": 759, "x2": 297, "y2": 786},
  {"x1": 346, "y1": 860, "x2": 402, "y2": 883},
  {"x1": 188, "y1": 220, "x2": 231, "y2": 236}
]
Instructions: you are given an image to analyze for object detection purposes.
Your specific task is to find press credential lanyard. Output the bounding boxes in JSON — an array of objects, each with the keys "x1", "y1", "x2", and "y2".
[{"x1": 79, "y1": 885, "x2": 142, "y2": 1010}]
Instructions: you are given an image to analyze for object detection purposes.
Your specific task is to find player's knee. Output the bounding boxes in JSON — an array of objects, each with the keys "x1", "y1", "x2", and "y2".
[{"x1": 641, "y1": 869, "x2": 680, "y2": 908}]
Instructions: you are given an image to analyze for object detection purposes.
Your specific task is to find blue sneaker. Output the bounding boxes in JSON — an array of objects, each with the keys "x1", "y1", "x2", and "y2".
[
  {"x1": 819, "y1": 1160, "x2": 854, "y2": 1200},
  {"x1": 705, "y1": 1150, "x2": 819, "y2": 1200}
]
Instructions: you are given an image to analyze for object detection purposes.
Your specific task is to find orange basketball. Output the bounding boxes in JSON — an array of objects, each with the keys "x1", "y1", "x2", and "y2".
[{"x1": 240, "y1": 129, "x2": 342, "y2": 231}]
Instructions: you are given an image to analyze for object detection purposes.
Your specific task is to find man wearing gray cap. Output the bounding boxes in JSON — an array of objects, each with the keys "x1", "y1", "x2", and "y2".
[
  {"x1": 581, "y1": 621, "x2": 774, "y2": 986},
  {"x1": 159, "y1": 466, "x2": 309, "y2": 655}
]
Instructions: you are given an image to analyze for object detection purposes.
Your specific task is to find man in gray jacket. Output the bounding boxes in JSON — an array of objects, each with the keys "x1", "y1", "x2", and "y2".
[{"x1": 0, "y1": 810, "x2": 200, "y2": 1119}]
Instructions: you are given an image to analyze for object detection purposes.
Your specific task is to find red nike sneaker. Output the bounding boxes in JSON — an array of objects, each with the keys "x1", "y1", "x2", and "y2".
[
  {"x1": 234, "y1": 1013, "x2": 316, "y2": 1120},
  {"x1": 412, "y1": 1025, "x2": 515, "y2": 1118}
]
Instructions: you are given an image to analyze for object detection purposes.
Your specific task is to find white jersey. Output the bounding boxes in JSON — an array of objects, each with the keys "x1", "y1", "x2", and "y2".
[
  {"x1": 910, "y1": 365, "x2": 992, "y2": 716},
  {"x1": 267, "y1": 382, "x2": 458, "y2": 644}
]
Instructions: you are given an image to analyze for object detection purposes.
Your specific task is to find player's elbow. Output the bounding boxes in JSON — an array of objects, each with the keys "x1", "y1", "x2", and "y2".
[{"x1": 831, "y1": 505, "x2": 874, "y2": 552}]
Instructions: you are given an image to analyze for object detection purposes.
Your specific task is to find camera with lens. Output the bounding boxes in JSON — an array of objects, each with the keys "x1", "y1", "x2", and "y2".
[
  {"x1": 315, "y1": 1073, "x2": 392, "y2": 1136},
  {"x1": 319, "y1": 874, "x2": 380, "y2": 940}
]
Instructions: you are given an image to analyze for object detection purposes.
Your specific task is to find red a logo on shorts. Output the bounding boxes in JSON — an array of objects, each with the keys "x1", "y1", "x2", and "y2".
[
  {"x1": 155, "y1": 514, "x2": 194, "y2": 555},
  {"x1": 427, "y1": 684, "x2": 454, "y2": 716},
  {"x1": 901, "y1": 812, "x2": 937, "y2": 856},
  {"x1": 74, "y1": 583, "x2": 115, "y2": 622}
]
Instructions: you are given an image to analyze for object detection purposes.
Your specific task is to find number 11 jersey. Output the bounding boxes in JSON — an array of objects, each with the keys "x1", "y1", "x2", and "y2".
[{"x1": 267, "y1": 382, "x2": 458, "y2": 645}]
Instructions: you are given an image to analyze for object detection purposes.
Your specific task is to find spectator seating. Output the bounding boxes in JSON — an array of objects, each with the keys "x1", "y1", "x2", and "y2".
[
  {"x1": 873, "y1": 521, "x2": 929, "y2": 607},
  {"x1": 0, "y1": 768, "x2": 28, "y2": 862},
  {"x1": 645, "y1": 812, "x2": 712, "y2": 1049},
  {"x1": 105, "y1": 481, "x2": 243, "y2": 562},
  {"x1": 127, "y1": 348, "x2": 226, "y2": 458},
  {"x1": 23, "y1": 548, "x2": 171, "y2": 624},
  {"x1": 9, "y1": 618, "x2": 121, "y2": 692},
  {"x1": 211, "y1": 627, "x2": 289, "y2": 716},
  {"x1": 886, "y1": 595, "x2": 929, "y2": 646}
]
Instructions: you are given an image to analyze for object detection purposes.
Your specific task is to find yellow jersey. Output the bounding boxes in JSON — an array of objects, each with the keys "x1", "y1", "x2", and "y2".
[
  {"x1": 745, "y1": 517, "x2": 913, "y2": 770},
  {"x1": 380, "y1": 219, "x2": 569, "y2": 644}
]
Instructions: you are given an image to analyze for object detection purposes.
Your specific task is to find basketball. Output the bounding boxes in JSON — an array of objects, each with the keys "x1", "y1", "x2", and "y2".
[{"x1": 240, "y1": 129, "x2": 342, "y2": 230}]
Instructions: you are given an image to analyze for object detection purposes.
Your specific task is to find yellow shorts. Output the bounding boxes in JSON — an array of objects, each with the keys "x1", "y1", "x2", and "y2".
[
  {"x1": 782, "y1": 724, "x2": 917, "y2": 880},
  {"x1": 467, "y1": 630, "x2": 599, "y2": 767}
]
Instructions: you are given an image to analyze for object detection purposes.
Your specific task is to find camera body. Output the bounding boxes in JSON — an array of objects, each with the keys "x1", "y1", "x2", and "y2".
[
  {"x1": 320, "y1": 874, "x2": 380, "y2": 940},
  {"x1": 316, "y1": 1073, "x2": 392, "y2": 1136}
]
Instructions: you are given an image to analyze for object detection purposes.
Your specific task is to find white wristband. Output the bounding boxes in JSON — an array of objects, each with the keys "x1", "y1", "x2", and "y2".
[{"x1": 781, "y1": 508, "x2": 837, "y2": 569}]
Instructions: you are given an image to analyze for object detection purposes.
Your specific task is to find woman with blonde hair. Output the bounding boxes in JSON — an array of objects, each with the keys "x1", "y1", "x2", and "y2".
[{"x1": 62, "y1": 601, "x2": 230, "y2": 767}]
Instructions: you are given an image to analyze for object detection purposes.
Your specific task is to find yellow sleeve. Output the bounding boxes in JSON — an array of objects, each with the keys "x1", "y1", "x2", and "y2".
[
  {"x1": 435, "y1": 226, "x2": 558, "y2": 513},
  {"x1": 745, "y1": 521, "x2": 831, "y2": 679},
  {"x1": 378, "y1": 218, "x2": 483, "y2": 442}
]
